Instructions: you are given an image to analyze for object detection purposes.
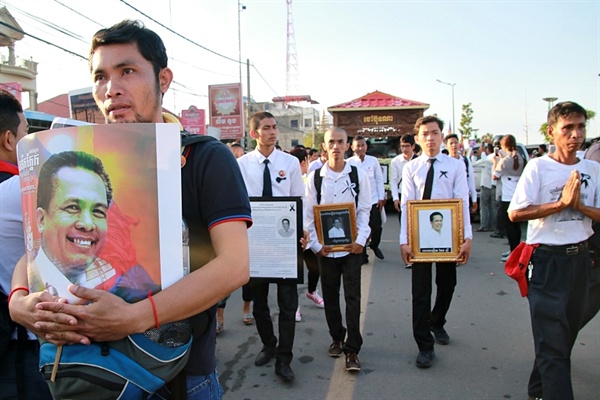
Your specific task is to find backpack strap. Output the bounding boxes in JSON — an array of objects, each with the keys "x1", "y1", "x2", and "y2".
[
  {"x1": 314, "y1": 165, "x2": 360, "y2": 206},
  {"x1": 462, "y1": 156, "x2": 470, "y2": 178},
  {"x1": 314, "y1": 167, "x2": 323, "y2": 205}
]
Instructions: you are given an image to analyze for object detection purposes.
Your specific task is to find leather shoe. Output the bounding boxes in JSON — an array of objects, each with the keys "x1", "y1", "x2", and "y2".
[
  {"x1": 490, "y1": 232, "x2": 504, "y2": 238},
  {"x1": 255, "y1": 347, "x2": 275, "y2": 366},
  {"x1": 275, "y1": 361, "x2": 295, "y2": 382},
  {"x1": 372, "y1": 247, "x2": 384, "y2": 260},
  {"x1": 431, "y1": 327, "x2": 450, "y2": 345},
  {"x1": 416, "y1": 350, "x2": 435, "y2": 368}
]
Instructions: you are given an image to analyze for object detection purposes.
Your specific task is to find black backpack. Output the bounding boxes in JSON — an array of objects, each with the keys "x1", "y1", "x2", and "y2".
[{"x1": 314, "y1": 165, "x2": 360, "y2": 205}]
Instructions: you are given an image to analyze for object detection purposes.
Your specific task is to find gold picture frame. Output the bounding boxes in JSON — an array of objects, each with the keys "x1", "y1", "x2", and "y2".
[
  {"x1": 407, "y1": 199, "x2": 464, "y2": 263},
  {"x1": 313, "y1": 202, "x2": 357, "y2": 252}
]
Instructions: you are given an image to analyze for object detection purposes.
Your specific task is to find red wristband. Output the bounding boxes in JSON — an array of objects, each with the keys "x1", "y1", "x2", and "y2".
[
  {"x1": 148, "y1": 291, "x2": 159, "y2": 328},
  {"x1": 8, "y1": 286, "x2": 29, "y2": 306}
]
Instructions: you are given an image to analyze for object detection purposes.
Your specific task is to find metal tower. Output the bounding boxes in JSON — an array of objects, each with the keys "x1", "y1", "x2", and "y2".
[{"x1": 285, "y1": 0, "x2": 299, "y2": 104}]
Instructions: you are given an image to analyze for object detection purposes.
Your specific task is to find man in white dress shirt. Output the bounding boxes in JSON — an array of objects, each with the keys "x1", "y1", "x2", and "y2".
[
  {"x1": 348, "y1": 136, "x2": 386, "y2": 262},
  {"x1": 400, "y1": 115, "x2": 472, "y2": 369},
  {"x1": 473, "y1": 143, "x2": 496, "y2": 231},
  {"x1": 237, "y1": 111, "x2": 304, "y2": 382},
  {"x1": 390, "y1": 134, "x2": 417, "y2": 225},
  {"x1": 305, "y1": 127, "x2": 371, "y2": 372},
  {"x1": 444, "y1": 134, "x2": 478, "y2": 214},
  {"x1": 327, "y1": 218, "x2": 346, "y2": 239}
]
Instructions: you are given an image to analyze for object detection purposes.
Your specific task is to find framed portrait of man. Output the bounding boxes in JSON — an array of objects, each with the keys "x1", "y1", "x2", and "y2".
[
  {"x1": 406, "y1": 199, "x2": 464, "y2": 263},
  {"x1": 313, "y1": 202, "x2": 357, "y2": 251}
]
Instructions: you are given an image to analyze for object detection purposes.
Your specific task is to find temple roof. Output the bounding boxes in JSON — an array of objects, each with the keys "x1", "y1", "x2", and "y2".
[{"x1": 328, "y1": 90, "x2": 429, "y2": 112}]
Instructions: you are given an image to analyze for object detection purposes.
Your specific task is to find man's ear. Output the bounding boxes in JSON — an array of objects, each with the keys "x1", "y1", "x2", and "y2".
[
  {"x1": 0, "y1": 130, "x2": 14, "y2": 151},
  {"x1": 36, "y1": 207, "x2": 46, "y2": 233},
  {"x1": 158, "y1": 67, "x2": 173, "y2": 95},
  {"x1": 547, "y1": 124, "x2": 555, "y2": 141},
  {"x1": 249, "y1": 129, "x2": 259, "y2": 139},
  {"x1": 345, "y1": 143, "x2": 350, "y2": 152}
]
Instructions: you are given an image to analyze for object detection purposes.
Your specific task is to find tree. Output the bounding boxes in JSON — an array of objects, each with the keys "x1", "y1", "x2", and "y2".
[
  {"x1": 539, "y1": 109, "x2": 596, "y2": 143},
  {"x1": 480, "y1": 132, "x2": 493, "y2": 143},
  {"x1": 458, "y1": 102, "x2": 474, "y2": 141}
]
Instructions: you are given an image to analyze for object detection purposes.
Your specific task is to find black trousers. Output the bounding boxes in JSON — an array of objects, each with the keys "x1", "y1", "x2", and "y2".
[
  {"x1": 303, "y1": 249, "x2": 320, "y2": 293},
  {"x1": 0, "y1": 340, "x2": 53, "y2": 400},
  {"x1": 527, "y1": 247, "x2": 590, "y2": 400},
  {"x1": 251, "y1": 279, "x2": 297, "y2": 364},
  {"x1": 498, "y1": 201, "x2": 521, "y2": 251},
  {"x1": 412, "y1": 262, "x2": 457, "y2": 352},
  {"x1": 368, "y1": 204, "x2": 382, "y2": 250},
  {"x1": 319, "y1": 254, "x2": 363, "y2": 354}
]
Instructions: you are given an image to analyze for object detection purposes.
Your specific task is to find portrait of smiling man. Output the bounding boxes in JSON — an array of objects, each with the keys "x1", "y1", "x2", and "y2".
[{"x1": 28, "y1": 151, "x2": 115, "y2": 302}]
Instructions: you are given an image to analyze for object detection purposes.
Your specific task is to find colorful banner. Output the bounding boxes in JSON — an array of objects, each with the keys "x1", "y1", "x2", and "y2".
[
  {"x1": 209, "y1": 83, "x2": 243, "y2": 139},
  {"x1": 17, "y1": 124, "x2": 183, "y2": 304}
]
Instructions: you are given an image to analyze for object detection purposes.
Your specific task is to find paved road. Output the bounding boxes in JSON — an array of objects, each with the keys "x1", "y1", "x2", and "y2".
[{"x1": 216, "y1": 213, "x2": 600, "y2": 399}]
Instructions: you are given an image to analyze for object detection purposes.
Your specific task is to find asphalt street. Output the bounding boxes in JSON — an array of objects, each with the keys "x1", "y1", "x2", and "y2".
[{"x1": 215, "y1": 212, "x2": 600, "y2": 400}]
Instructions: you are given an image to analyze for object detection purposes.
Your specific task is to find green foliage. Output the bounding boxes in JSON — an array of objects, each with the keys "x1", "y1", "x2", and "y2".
[
  {"x1": 458, "y1": 102, "x2": 474, "y2": 140},
  {"x1": 539, "y1": 108, "x2": 596, "y2": 143},
  {"x1": 480, "y1": 132, "x2": 493, "y2": 143}
]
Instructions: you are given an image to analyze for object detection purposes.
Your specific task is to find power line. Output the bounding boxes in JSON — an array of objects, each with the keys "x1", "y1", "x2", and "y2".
[
  {"x1": 119, "y1": 0, "x2": 241, "y2": 64},
  {"x1": 52, "y1": 0, "x2": 104, "y2": 28},
  {"x1": 0, "y1": 21, "x2": 86, "y2": 60}
]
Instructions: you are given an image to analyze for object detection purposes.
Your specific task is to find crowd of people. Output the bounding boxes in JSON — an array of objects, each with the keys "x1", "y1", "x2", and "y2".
[{"x1": 0, "y1": 19, "x2": 598, "y2": 400}]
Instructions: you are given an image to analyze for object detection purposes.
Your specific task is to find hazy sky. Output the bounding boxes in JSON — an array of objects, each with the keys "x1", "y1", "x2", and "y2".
[{"x1": 2, "y1": 0, "x2": 598, "y2": 144}]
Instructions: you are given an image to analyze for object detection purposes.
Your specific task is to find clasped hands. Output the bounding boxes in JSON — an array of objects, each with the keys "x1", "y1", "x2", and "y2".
[{"x1": 11, "y1": 285, "x2": 135, "y2": 346}]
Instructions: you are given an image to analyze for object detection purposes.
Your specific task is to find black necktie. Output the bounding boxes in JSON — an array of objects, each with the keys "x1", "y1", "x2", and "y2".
[
  {"x1": 422, "y1": 158, "x2": 436, "y2": 200},
  {"x1": 263, "y1": 159, "x2": 273, "y2": 197}
]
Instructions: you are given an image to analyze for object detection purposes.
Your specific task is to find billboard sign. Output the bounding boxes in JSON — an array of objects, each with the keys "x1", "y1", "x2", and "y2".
[
  {"x1": 209, "y1": 83, "x2": 243, "y2": 139},
  {"x1": 181, "y1": 106, "x2": 206, "y2": 135},
  {"x1": 1, "y1": 82, "x2": 22, "y2": 102}
]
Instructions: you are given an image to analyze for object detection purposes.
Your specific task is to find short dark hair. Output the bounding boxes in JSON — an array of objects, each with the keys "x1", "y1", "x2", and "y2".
[
  {"x1": 0, "y1": 89, "x2": 24, "y2": 137},
  {"x1": 430, "y1": 211, "x2": 443, "y2": 222},
  {"x1": 249, "y1": 111, "x2": 275, "y2": 132},
  {"x1": 229, "y1": 143, "x2": 243, "y2": 149},
  {"x1": 37, "y1": 151, "x2": 113, "y2": 210},
  {"x1": 443, "y1": 134, "x2": 459, "y2": 144},
  {"x1": 414, "y1": 115, "x2": 444, "y2": 134},
  {"x1": 547, "y1": 101, "x2": 587, "y2": 127},
  {"x1": 308, "y1": 148, "x2": 319, "y2": 156},
  {"x1": 486, "y1": 143, "x2": 494, "y2": 153},
  {"x1": 289, "y1": 147, "x2": 307, "y2": 164},
  {"x1": 89, "y1": 20, "x2": 168, "y2": 79},
  {"x1": 538, "y1": 144, "x2": 547, "y2": 152},
  {"x1": 282, "y1": 218, "x2": 290, "y2": 224},
  {"x1": 353, "y1": 135, "x2": 366, "y2": 143},
  {"x1": 400, "y1": 133, "x2": 415, "y2": 146}
]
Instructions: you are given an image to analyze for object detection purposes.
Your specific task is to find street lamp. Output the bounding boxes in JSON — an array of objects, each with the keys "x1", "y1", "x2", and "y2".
[
  {"x1": 437, "y1": 79, "x2": 456, "y2": 137},
  {"x1": 542, "y1": 97, "x2": 558, "y2": 111}
]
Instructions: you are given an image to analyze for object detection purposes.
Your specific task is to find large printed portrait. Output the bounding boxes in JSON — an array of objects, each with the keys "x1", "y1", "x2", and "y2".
[
  {"x1": 407, "y1": 199, "x2": 464, "y2": 263},
  {"x1": 17, "y1": 124, "x2": 182, "y2": 304}
]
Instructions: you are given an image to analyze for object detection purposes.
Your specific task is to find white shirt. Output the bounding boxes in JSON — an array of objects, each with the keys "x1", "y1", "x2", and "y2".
[
  {"x1": 390, "y1": 153, "x2": 415, "y2": 201},
  {"x1": 308, "y1": 158, "x2": 325, "y2": 173},
  {"x1": 328, "y1": 226, "x2": 346, "y2": 238},
  {"x1": 419, "y1": 226, "x2": 452, "y2": 251},
  {"x1": 0, "y1": 176, "x2": 37, "y2": 341},
  {"x1": 508, "y1": 157, "x2": 600, "y2": 246},
  {"x1": 494, "y1": 152, "x2": 525, "y2": 201},
  {"x1": 304, "y1": 162, "x2": 372, "y2": 257},
  {"x1": 238, "y1": 149, "x2": 304, "y2": 198},
  {"x1": 347, "y1": 154, "x2": 385, "y2": 205},
  {"x1": 400, "y1": 153, "x2": 472, "y2": 245},
  {"x1": 473, "y1": 153, "x2": 494, "y2": 189},
  {"x1": 0, "y1": 176, "x2": 23, "y2": 296},
  {"x1": 451, "y1": 154, "x2": 477, "y2": 203}
]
